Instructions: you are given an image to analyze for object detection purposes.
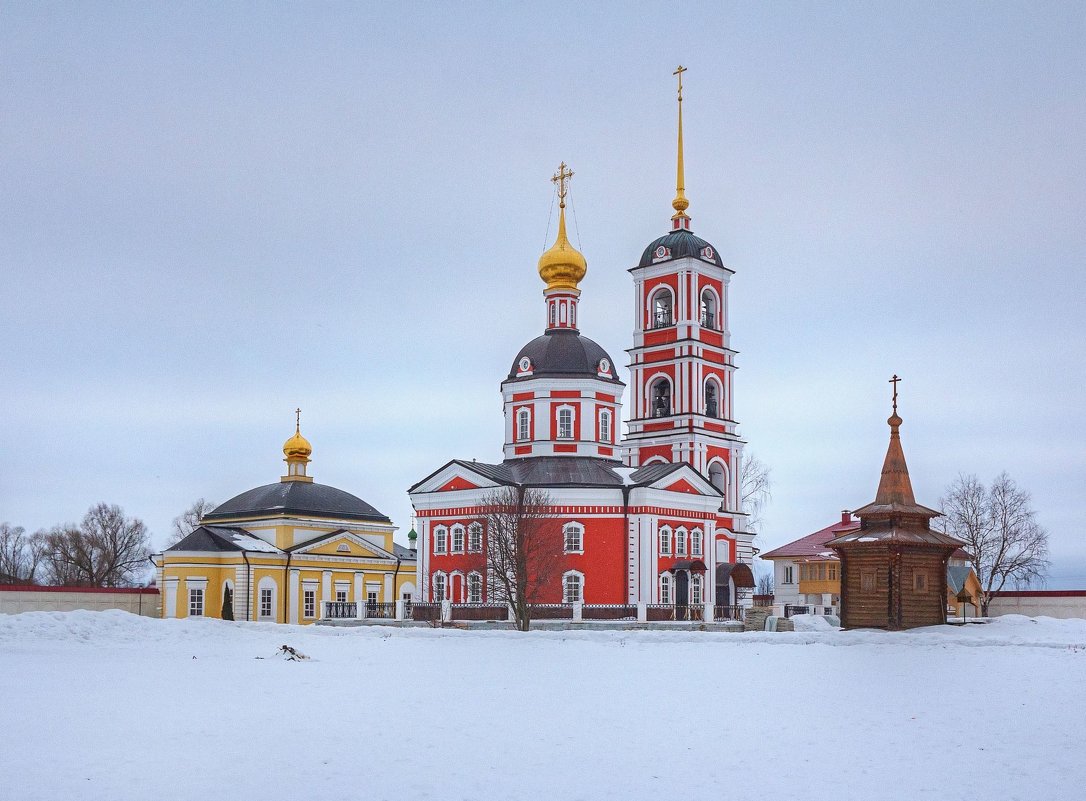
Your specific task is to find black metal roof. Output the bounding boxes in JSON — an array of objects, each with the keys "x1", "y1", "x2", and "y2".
[
  {"x1": 507, "y1": 329, "x2": 624, "y2": 385},
  {"x1": 167, "y1": 525, "x2": 265, "y2": 552},
  {"x1": 412, "y1": 456, "x2": 696, "y2": 492},
  {"x1": 204, "y1": 481, "x2": 390, "y2": 523},
  {"x1": 638, "y1": 228, "x2": 724, "y2": 268}
]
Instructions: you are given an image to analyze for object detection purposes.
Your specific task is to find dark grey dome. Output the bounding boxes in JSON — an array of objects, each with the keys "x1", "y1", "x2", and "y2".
[
  {"x1": 507, "y1": 329, "x2": 624, "y2": 384},
  {"x1": 639, "y1": 228, "x2": 723, "y2": 268},
  {"x1": 204, "y1": 481, "x2": 390, "y2": 523}
]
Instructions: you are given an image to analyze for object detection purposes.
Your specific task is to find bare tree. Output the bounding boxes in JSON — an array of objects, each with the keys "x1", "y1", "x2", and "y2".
[
  {"x1": 741, "y1": 452, "x2": 772, "y2": 531},
  {"x1": 168, "y1": 498, "x2": 217, "y2": 547},
  {"x1": 0, "y1": 523, "x2": 47, "y2": 584},
  {"x1": 939, "y1": 473, "x2": 1049, "y2": 615},
  {"x1": 42, "y1": 503, "x2": 152, "y2": 587},
  {"x1": 482, "y1": 486, "x2": 562, "y2": 632},
  {"x1": 756, "y1": 570, "x2": 774, "y2": 597}
]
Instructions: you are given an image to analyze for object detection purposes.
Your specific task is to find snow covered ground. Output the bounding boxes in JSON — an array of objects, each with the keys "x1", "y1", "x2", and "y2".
[{"x1": 1, "y1": 612, "x2": 1084, "y2": 801}]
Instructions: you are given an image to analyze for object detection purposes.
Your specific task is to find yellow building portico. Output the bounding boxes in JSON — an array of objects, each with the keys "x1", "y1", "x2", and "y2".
[{"x1": 153, "y1": 415, "x2": 417, "y2": 623}]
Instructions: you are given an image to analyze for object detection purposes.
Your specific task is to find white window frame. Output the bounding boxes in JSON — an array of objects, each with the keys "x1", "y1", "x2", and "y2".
[
  {"x1": 467, "y1": 571, "x2": 483, "y2": 604},
  {"x1": 784, "y1": 565, "x2": 794, "y2": 585},
  {"x1": 563, "y1": 522, "x2": 584, "y2": 554},
  {"x1": 659, "y1": 526, "x2": 672, "y2": 556},
  {"x1": 257, "y1": 576, "x2": 277, "y2": 621},
  {"x1": 432, "y1": 572, "x2": 447, "y2": 602},
  {"x1": 691, "y1": 573, "x2": 703, "y2": 605},
  {"x1": 676, "y1": 526, "x2": 688, "y2": 556},
  {"x1": 691, "y1": 528, "x2": 703, "y2": 557},
  {"x1": 434, "y1": 526, "x2": 448, "y2": 554},
  {"x1": 517, "y1": 408, "x2": 530, "y2": 442},
  {"x1": 556, "y1": 405, "x2": 575, "y2": 440},
  {"x1": 468, "y1": 522, "x2": 483, "y2": 552},
  {"x1": 303, "y1": 587, "x2": 316, "y2": 619},
  {"x1": 649, "y1": 286, "x2": 674, "y2": 327},
  {"x1": 563, "y1": 570, "x2": 584, "y2": 604},
  {"x1": 188, "y1": 587, "x2": 204, "y2": 617},
  {"x1": 659, "y1": 573, "x2": 673, "y2": 604},
  {"x1": 599, "y1": 408, "x2": 612, "y2": 443},
  {"x1": 451, "y1": 524, "x2": 465, "y2": 554}
]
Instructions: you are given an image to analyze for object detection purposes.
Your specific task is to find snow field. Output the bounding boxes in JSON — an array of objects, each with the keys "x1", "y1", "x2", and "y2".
[{"x1": 1, "y1": 611, "x2": 1084, "y2": 801}]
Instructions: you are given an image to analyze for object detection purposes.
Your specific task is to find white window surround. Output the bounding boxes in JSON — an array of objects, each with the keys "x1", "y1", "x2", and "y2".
[
  {"x1": 659, "y1": 573, "x2": 673, "y2": 604},
  {"x1": 449, "y1": 570, "x2": 464, "y2": 602},
  {"x1": 599, "y1": 409, "x2": 612, "y2": 443},
  {"x1": 467, "y1": 571, "x2": 483, "y2": 604},
  {"x1": 451, "y1": 524, "x2": 465, "y2": 553},
  {"x1": 659, "y1": 526, "x2": 672, "y2": 556},
  {"x1": 562, "y1": 570, "x2": 584, "y2": 604},
  {"x1": 556, "y1": 405, "x2": 576, "y2": 440},
  {"x1": 303, "y1": 588, "x2": 316, "y2": 619},
  {"x1": 257, "y1": 576, "x2": 277, "y2": 621},
  {"x1": 188, "y1": 587, "x2": 204, "y2": 617},
  {"x1": 517, "y1": 408, "x2": 530, "y2": 442},
  {"x1": 468, "y1": 522, "x2": 483, "y2": 552},
  {"x1": 691, "y1": 528, "x2": 703, "y2": 557},
  {"x1": 432, "y1": 571, "x2": 447, "y2": 601},
  {"x1": 563, "y1": 521, "x2": 584, "y2": 554},
  {"x1": 691, "y1": 574, "x2": 703, "y2": 605},
  {"x1": 676, "y1": 527, "x2": 688, "y2": 556},
  {"x1": 434, "y1": 526, "x2": 448, "y2": 554},
  {"x1": 784, "y1": 565, "x2": 794, "y2": 585}
]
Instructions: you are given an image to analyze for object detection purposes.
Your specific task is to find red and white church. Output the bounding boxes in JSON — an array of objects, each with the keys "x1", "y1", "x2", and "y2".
[{"x1": 409, "y1": 79, "x2": 755, "y2": 612}]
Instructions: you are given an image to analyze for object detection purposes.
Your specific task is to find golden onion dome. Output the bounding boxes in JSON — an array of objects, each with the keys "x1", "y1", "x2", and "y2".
[
  {"x1": 283, "y1": 411, "x2": 312, "y2": 459},
  {"x1": 537, "y1": 202, "x2": 587, "y2": 292}
]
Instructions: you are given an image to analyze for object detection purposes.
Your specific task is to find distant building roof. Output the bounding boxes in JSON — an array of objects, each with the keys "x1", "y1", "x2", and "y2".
[{"x1": 761, "y1": 513, "x2": 859, "y2": 560}]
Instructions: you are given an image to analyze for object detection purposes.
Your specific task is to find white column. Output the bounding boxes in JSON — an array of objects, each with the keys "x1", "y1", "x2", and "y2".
[
  {"x1": 289, "y1": 569, "x2": 300, "y2": 624},
  {"x1": 573, "y1": 602, "x2": 583, "y2": 622},
  {"x1": 354, "y1": 572, "x2": 364, "y2": 604},
  {"x1": 383, "y1": 572, "x2": 393, "y2": 602},
  {"x1": 322, "y1": 570, "x2": 332, "y2": 602},
  {"x1": 164, "y1": 578, "x2": 179, "y2": 619}
]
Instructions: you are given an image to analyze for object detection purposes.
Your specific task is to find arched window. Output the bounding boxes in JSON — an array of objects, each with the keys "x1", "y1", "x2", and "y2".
[
  {"x1": 549, "y1": 302, "x2": 556, "y2": 327},
  {"x1": 705, "y1": 380, "x2": 719, "y2": 418},
  {"x1": 563, "y1": 522, "x2": 584, "y2": 554},
  {"x1": 651, "y1": 378, "x2": 671, "y2": 418},
  {"x1": 650, "y1": 287, "x2": 674, "y2": 328},
  {"x1": 563, "y1": 571, "x2": 584, "y2": 603},
  {"x1": 676, "y1": 527, "x2": 688, "y2": 556},
  {"x1": 434, "y1": 526, "x2": 448, "y2": 554},
  {"x1": 257, "y1": 576, "x2": 277, "y2": 621},
  {"x1": 700, "y1": 288, "x2": 718, "y2": 329},
  {"x1": 432, "y1": 572, "x2": 447, "y2": 602},
  {"x1": 708, "y1": 462, "x2": 726, "y2": 495},
  {"x1": 468, "y1": 522, "x2": 483, "y2": 552},
  {"x1": 557, "y1": 406, "x2": 575, "y2": 439},
  {"x1": 451, "y1": 524, "x2": 465, "y2": 553},
  {"x1": 467, "y1": 572, "x2": 483, "y2": 604},
  {"x1": 517, "y1": 408, "x2": 530, "y2": 441},
  {"x1": 691, "y1": 573, "x2": 703, "y2": 605},
  {"x1": 659, "y1": 573, "x2": 673, "y2": 604},
  {"x1": 691, "y1": 528, "x2": 703, "y2": 557},
  {"x1": 659, "y1": 526, "x2": 672, "y2": 556},
  {"x1": 599, "y1": 409, "x2": 612, "y2": 443}
]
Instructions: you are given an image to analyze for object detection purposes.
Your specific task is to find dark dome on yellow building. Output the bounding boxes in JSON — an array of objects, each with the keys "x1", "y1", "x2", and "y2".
[{"x1": 203, "y1": 480, "x2": 390, "y2": 523}]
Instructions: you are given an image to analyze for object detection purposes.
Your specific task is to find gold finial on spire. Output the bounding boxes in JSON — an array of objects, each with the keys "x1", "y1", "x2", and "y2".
[
  {"x1": 672, "y1": 65, "x2": 690, "y2": 222},
  {"x1": 282, "y1": 408, "x2": 313, "y2": 482},
  {"x1": 538, "y1": 161, "x2": 587, "y2": 292}
]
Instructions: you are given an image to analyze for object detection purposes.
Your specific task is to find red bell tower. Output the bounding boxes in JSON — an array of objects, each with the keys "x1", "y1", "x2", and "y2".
[{"x1": 623, "y1": 67, "x2": 745, "y2": 520}]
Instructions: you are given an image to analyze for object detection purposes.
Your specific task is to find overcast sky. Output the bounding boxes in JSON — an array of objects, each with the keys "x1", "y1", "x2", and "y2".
[{"x1": 4, "y1": 2, "x2": 1084, "y2": 587}]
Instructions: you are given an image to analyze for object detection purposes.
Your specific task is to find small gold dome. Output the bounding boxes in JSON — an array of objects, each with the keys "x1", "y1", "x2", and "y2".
[
  {"x1": 538, "y1": 205, "x2": 587, "y2": 292},
  {"x1": 283, "y1": 429, "x2": 312, "y2": 458}
]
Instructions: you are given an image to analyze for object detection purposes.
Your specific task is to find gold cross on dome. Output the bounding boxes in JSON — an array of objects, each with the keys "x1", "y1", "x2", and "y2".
[
  {"x1": 551, "y1": 161, "x2": 574, "y2": 203},
  {"x1": 674, "y1": 64, "x2": 687, "y2": 101},
  {"x1": 889, "y1": 375, "x2": 901, "y2": 413}
]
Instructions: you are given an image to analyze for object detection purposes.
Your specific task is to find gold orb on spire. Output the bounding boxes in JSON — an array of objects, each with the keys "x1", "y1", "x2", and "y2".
[
  {"x1": 537, "y1": 162, "x2": 587, "y2": 292},
  {"x1": 283, "y1": 407, "x2": 312, "y2": 459}
]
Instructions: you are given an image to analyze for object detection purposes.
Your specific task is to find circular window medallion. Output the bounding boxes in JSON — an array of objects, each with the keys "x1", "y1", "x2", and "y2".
[
  {"x1": 701, "y1": 245, "x2": 714, "y2": 260},
  {"x1": 599, "y1": 358, "x2": 611, "y2": 374},
  {"x1": 655, "y1": 245, "x2": 668, "y2": 259},
  {"x1": 518, "y1": 357, "x2": 532, "y2": 372}
]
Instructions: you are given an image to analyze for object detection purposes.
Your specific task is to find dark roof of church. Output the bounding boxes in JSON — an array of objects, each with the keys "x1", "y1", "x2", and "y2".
[
  {"x1": 203, "y1": 481, "x2": 390, "y2": 523},
  {"x1": 638, "y1": 228, "x2": 724, "y2": 269},
  {"x1": 167, "y1": 525, "x2": 282, "y2": 553},
  {"x1": 410, "y1": 456, "x2": 705, "y2": 493},
  {"x1": 506, "y1": 329, "x2": 624, "y2": 385}
]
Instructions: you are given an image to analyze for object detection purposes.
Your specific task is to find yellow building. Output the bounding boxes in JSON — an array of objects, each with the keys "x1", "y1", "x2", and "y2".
[{"x1": 153, "y1": 418, "x2": 417, "y2": 623}]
